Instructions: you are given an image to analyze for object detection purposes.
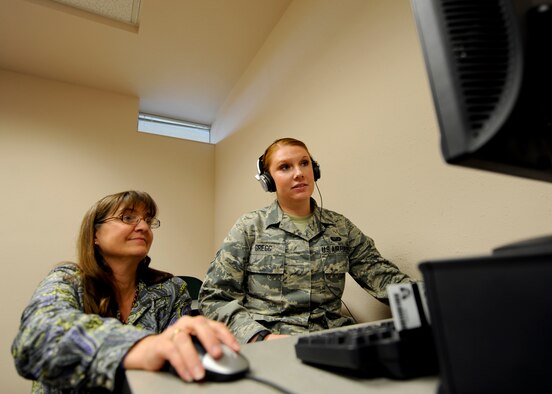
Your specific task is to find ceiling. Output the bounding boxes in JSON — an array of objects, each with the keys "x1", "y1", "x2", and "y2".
[{"x1": 0, "y1": 0, "x2": 291, "y2": 128}]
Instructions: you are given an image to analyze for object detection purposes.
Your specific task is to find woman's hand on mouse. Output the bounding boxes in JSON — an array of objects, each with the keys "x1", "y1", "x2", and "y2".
[{"x1": 123, "y1": 315, "x2": 240, "y2": 382}]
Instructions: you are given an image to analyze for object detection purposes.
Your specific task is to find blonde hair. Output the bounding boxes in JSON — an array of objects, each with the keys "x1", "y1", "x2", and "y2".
[{"x1": 261, "y1": 137, "x2": 313, "y2": 172}]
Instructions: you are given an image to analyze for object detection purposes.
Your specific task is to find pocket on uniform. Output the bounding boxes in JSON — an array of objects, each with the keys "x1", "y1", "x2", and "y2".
[
  {"x1": 323, "y1": 247, "x2": 349, "y2": 272},
  {"x1": 246, "y1": 243, "x2": 285, "y2": 307},
  {"x1": 322, "y1": 253, "x2": 349, "y2": 295}
]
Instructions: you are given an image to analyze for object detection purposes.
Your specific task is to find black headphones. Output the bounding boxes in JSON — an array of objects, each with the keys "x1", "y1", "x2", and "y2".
[{"x1": 255, "y1": 154, "x2": 321, "y2": 193}]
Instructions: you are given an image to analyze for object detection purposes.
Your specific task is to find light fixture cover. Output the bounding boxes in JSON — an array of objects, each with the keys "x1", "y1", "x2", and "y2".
[{"x1": 50, "y1": 0, "x2": 141, "y2": 25}]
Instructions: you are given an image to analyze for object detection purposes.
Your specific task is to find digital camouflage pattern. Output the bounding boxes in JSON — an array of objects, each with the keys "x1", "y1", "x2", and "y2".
[
  {"x1": 12, "y1": 263, "x2": 191, "y2": 393},
  {"x1": 199, "y1": 199, "x2": 412, "y2": 343}
]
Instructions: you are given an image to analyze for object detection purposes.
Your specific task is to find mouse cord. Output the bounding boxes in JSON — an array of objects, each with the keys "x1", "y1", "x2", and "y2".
[{"x1": 245, "y1": 373, "x2": 297, "y2": 394}]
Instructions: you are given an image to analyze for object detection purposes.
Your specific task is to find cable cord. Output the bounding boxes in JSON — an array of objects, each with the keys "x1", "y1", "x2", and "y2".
[
  {"x1": 323, "y1": 277, "x2": 358, "y2": 324},
  {"x1": 314, "y1": 181, "x2": 323, "y2": 233},
  {"x1": 315, "y1": 182, "x2": 358, "y2": 325},
  {"x1": 245, "y1": 373, "x2": 297, "y2": 394}
]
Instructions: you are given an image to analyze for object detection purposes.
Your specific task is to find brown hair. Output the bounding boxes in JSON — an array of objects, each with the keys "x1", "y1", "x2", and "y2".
[
  {"x1": 261, "y1": 137, "x2": 313, "y2": 173},
  {"x1": 77, "y1": 190, "x2": 172, "y2": 316}
]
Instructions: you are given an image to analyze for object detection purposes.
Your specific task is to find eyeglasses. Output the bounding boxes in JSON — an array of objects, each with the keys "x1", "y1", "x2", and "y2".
[{"x1": 99, "y1": 213, "x2": 161, "y2": 229}]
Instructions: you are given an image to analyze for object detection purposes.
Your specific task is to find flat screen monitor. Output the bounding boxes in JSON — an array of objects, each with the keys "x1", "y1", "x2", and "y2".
[{"x1": 411, "y1": 0, "x2": 552, "y2": 182}]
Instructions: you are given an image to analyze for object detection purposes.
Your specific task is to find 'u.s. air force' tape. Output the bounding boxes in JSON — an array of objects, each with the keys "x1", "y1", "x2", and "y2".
[{"x1": 387, "y1": 283, "x2": 422, "y2": 331}]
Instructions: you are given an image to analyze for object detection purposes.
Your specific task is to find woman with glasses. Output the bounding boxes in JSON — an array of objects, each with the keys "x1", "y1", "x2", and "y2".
[{"x1": 12, "y1": 190, "x2": 239, "y2": 393}]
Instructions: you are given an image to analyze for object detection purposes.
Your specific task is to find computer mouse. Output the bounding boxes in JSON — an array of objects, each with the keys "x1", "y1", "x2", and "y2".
[{"x1": 167, "y1": 336, "x2": 250, "y2": 382}]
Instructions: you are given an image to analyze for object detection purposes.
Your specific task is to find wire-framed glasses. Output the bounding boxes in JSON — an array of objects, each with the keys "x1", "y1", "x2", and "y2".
[{"x1": 99, "y1": 213, "x2": 161, "y2": 229}]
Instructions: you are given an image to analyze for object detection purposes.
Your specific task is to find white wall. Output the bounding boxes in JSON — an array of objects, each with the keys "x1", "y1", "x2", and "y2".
[
  {"x1": 5, "y1": 0, "x2": 552, "y2": 391},
  {"x1": 211, "y1": 0, "x2": 552, "y2": 322},
  {"x1": 0, "y1": 69, "x2": 215, "y2": 392}
]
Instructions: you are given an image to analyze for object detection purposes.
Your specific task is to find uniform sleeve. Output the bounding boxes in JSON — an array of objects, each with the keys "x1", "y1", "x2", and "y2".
[
  {"x1": 345, "y1": 220, "x2": 413, "y2": 303},
  {"x1": 199, "y1": 221, "x2": 268, "y2": 343},
  {"x1": 11, "y1": 265, "x2": 151, "y2": 392}
]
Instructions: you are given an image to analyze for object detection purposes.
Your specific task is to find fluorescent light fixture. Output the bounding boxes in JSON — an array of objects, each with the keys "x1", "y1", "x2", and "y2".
[
  {"x1": 50, "y1": 0, "x2": 141, "y2": 26},
  {"x1": 138, "y1": 113, "x2": 211, "y2": 144}
]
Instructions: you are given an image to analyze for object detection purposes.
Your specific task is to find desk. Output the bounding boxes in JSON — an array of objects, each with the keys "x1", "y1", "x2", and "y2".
[{"x1": 126, "y1": 322, "x2": 439, "y2": 394}]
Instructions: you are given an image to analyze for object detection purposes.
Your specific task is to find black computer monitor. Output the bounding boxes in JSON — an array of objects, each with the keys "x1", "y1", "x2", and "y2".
[{"x1": 411, "y1": 0, "x2": 552, "y2": 183}]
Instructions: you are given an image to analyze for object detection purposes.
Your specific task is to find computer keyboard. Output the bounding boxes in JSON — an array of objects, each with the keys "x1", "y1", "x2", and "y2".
[{"x1": 294, "y1": 320, "x2": 438, "y2": 380}]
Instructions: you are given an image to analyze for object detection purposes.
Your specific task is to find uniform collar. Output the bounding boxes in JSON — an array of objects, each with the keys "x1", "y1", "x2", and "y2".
[{"x1": 265, "y1": 198, "x2": 333, "y2": 229}]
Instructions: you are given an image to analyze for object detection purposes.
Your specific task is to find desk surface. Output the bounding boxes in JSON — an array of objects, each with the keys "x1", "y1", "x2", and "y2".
[{"x1": 126, "y1": 322, "x2": 439, "y2": 394}]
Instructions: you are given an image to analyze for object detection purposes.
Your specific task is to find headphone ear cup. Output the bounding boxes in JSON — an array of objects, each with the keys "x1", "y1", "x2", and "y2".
[
  {"x1": 258, "y1": 172, "x2": 276, "y2": 193},
  {"x1": 263, "y1": 172, "x2": 276, "y2": 192},
  {"x1": 312, "y1": 160, "x2": 321, "y2": 181},
  {"x1": 256, "y1": 156, "x2": 276, "y2": 192}
]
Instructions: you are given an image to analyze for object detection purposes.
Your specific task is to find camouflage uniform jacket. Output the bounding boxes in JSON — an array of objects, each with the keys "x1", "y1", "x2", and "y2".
[
  {"x1": 199, "y1": 199, "x2": 411, "y2": 343},
  {"x1": 12, "y1": 263, "x2": 191, "y2": 393}
]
